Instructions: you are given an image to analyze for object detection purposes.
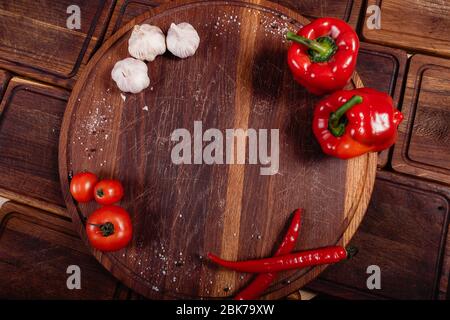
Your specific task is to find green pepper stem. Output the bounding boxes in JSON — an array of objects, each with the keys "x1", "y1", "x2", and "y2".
[
  {"x1": 346, "y1": 246, "x2": 359, "y2": 259},
  {"x1": 329, "y1": 95, "x2": 363, "y2": 137},
  {"x1": 286, "y1": 31, "x2": 328, "y2": 55}
]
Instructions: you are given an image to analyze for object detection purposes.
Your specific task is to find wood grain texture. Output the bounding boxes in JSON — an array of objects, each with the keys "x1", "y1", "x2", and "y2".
[
  {"x1": 0, "y1": 201, "x2": 133, "y2": 299},
  {"x1": 0, "y1": 77, "x2": 68, "y2": 216},
  {"x1": 440, "y1": 216, "x2": 450, "y2": 300},
  {"x1": 362, "y1": 0, "x2": 450, "y2": 58},
  {"x1": 105, "y1": 0, "x2": 363, "y2": 38},
  {"x1": 357, "y1": 42, "x2": 407, "y2": 168},
  {"x1": 59, "y1": 0, "x2": 376, "y2": 299},
  {"x1": 0, "y1": 70, "x2": 11, "y2": 101},
  {"x1": 392, "y1": 54, "x2": 450, "y2": 184},
  {"x1": 308, "y1": 171, "x2": 449, "y2": 300},
  {"x1": 0, "y1": 0, "x2": 115, "y2": 88},
  {"x1": 271, "y1": 0, "x2": 363, "y2": 27},
  {"x1": 105, "y1": 0, "x2": 168, "y2": 38}
]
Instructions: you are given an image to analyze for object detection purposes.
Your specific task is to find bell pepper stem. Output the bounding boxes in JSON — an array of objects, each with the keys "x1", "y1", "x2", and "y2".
[
  {"x1": 286, "y1": 31, "x2": 328, "y2": 55},
  {"x1": 329, "y1": 95, "x2": 363, "y2": 137},
  {"x1": 286, "y1": 31, "x2": 338, "y2": 63}
]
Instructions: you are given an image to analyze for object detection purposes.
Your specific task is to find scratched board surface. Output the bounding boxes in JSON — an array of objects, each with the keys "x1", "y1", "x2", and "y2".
[{"x1": 59, "y1": 0, "x2": 376, "y2": 299}]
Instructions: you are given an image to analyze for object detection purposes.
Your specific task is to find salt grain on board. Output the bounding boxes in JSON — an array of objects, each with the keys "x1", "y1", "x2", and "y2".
[{"x1": 210, "y1": 10, "x2": 291, "y2": 43}]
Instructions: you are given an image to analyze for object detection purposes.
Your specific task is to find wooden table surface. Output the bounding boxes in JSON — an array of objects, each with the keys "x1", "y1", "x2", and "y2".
[{"x1": 0, "y1": 0, "x2": 449, "y2": 300}]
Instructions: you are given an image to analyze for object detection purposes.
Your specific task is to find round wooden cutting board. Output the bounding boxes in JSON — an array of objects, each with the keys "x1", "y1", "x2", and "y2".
[{"x1": 59, "y1": 0, "x2": 377, "y2": 299}]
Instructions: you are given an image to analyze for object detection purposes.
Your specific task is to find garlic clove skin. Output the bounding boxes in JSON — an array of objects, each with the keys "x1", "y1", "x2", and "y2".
[
  {"x1": 166, "y1": 22, "x2": 200, "y2": 59},
  {"x1": 128, "y1": 24, "x2": 166, "y2": 61},
  {"x1": 111, "y1": 57, "x2": 150, "y2": 94}
]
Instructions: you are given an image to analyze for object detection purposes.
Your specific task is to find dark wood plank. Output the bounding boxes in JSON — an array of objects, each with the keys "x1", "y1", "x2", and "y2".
[
  {"x1": 357, "y1": 42, "x2": 407, "y2": 168},
  {"x1": 308, "y1": 171, "x2": 449, "y2": 300},
  {"x1": 60, "y1": 0, "x2": 376, "y2": 299},
  {"x1": 271, "y1": 0, "x2": 363, "y2": 27},
  {"x1": 0, "y1": 201, "x2": 131, "y2": 299},
  {"x1": 308, "y1": 280, "x2": 380, "y2": 300},
  {"x1": 0, "y1": 0, "x2": 115, "y2": 88},
  {"x1": 0, "y1": 70, "x2": 11, "y2": 101},
  {"x1": 437, "y1": 180, "x2": 450, "y2": 300},
  {"x1": 105, "y1": 0, "x2": 166, "y2": 38},
  {"x1": 362, "y1": 0, "x2": 450, "y2": 58},
  {"x1": 0, "y1": 78, "x2": 68, "y2": 216},
  {"x1": 105, "y1": 0, "x2": 363, "y2": 38},
  {"x1": 392, "y1": 54, "x2": 450, "y2": 184}
]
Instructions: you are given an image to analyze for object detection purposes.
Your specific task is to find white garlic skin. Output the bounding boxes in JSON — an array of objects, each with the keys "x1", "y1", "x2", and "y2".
[
  {"x1": 111, "y1": 57, "x2": 150, "y2": 94},
  {"x1": 128, "y1": 24, "x2": 166, "y2": 61},
  {"x1": 166, "y1": 22, "x2": 200, "y2": 59}
]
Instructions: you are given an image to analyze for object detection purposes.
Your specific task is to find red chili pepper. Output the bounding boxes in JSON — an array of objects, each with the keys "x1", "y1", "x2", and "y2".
[
  {"x1": 286, "y1": 17, "x2": 359, "y2": 95},
  {"x1": 234, "y1": 209, "x2": 302, "y2": 300},
  {"x1": 208, "y1": 246, "x2": 357, "y2": 273},
  {"x1": 312, "y1": 88, "x2": 404, "y2": 159}
]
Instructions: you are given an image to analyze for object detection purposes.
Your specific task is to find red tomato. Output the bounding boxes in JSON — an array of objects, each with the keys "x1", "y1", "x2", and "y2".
[
  {"x1": 86, "y1": 206, "x2": 132, "y2": 252},
  {"x1": 70, "y1": 172, "x2": 98, "y2": 203},
  {"x1": 94, "y1": 179, "x2": 124, "y2": 205}
]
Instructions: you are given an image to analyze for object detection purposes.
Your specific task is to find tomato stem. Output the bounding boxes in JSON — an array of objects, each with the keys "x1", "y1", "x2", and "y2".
[
  {"x1": 88, "y1": 222, "x2": 115, "y2": 237},
  {"x1": 96, "y1": 188, "x2": 104, "y2": 198}
]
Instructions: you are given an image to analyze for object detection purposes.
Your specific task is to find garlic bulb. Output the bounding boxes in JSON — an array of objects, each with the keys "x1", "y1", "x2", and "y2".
[
  {"x1": 166, "y1": 22, "x2": 200, "y2": 59},
  {"x1": 128, "y1": 24, "x2": 166, "y2": 61},
  {"x1": 111, "y1": 57, "x2": 150, "y2": 94}
]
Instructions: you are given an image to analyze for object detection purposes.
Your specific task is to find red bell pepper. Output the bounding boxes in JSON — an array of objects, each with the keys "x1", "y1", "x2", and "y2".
[
  {"x1": 286, "y1": 17, "x2": 359, "y2": 95},
  {"x1": 312, "y1": 88, "x2": 404, "y2": 159}
]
